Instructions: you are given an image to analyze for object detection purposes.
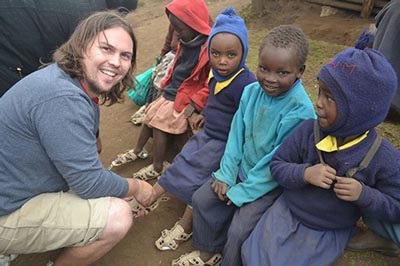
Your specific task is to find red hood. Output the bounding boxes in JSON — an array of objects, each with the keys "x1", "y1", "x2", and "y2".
[{"x1": 166, "y1": 0, "x2": 211, "y2": 36}]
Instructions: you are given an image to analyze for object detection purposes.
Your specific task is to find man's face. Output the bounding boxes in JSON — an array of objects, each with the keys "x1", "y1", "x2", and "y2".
[{"x1": 81, "y1": 26, "x2": 133, "y2": 96}]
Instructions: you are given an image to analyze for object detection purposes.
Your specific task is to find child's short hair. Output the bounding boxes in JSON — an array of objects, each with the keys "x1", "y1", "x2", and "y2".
[{"x1": 259, "y1": 25, "x2": 309, "y2": 67}]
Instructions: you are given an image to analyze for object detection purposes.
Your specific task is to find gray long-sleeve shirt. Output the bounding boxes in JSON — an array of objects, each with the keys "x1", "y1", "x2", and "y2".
[{"x1": 0, "y1": 64, "x2": 128, "y2": 215}]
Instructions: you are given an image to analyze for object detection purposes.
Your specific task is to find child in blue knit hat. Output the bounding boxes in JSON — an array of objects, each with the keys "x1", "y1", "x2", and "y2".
[
  {"x1": 140, "y1": 5, "x2": 256, "y2": 256},
  {"x1": 172, "y1": 25, "x2": 315, "y2": 266},
  {"x1": 242, "y1": 43, "x2": 400, "y2": 265}
]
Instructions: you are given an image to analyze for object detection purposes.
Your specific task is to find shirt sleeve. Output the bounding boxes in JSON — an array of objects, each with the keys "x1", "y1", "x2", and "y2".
[
  {"x1": 32, "y1": 94, "x2": 128, "y2": 199},
  {"x1": 213, "y1": 91, "x2": 246, "y2": 187}
]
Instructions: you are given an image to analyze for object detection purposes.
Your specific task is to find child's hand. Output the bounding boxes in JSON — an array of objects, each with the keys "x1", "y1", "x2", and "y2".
[
  {"x1": 304, "y1": 163, "x2": 337, "y2": 189},
  {"x1": 211, "y1": 180, "x2": 231, "y2": 205},
  {"x1": 188, "y1": 113, "x2": 204, "y2": 130},
  {"x1": 333, "y1": 176, "x2": 362, "y2": 201}
]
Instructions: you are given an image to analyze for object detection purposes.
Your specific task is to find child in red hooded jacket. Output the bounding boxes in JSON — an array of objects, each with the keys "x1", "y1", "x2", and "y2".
[{"x1": 110, "y1": 0, "x2": 211, "y2": 180}]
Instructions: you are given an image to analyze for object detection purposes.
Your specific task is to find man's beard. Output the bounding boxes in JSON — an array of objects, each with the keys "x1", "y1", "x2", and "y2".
[{"x1": 86, "y1": 78, "x2": 104, "y2": 96}]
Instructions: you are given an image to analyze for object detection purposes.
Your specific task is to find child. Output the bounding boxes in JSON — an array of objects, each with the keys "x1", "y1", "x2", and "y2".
[
  {"x1": 130, "y1": 16, "x2": 214, "y2": 126},
  {"x1": 109, "y1": 0, "x2": 212, "y2": 177},
  {"x1": 172, "y1": 25, "x2": 316, "y2": 266},
  {"x1": 242, "y1": 44, "x2": 400, "y2": 265},
  {"x1": 141, "y1": 7, "x2": 256, "y2": 252}
]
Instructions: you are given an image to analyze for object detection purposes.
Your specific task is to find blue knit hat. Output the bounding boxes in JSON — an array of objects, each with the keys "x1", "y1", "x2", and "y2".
[
  {"x1": 318, "y1": 47, "x2": 397, "y2": 137},
  {"x1": 208, "y1": 7, "x2": 248, "y2": 82}
]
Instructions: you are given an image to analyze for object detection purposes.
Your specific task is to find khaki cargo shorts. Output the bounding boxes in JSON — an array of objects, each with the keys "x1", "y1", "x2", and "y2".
[{"x1": 0, "y1": 191, "x2": 110, "y2": 254}]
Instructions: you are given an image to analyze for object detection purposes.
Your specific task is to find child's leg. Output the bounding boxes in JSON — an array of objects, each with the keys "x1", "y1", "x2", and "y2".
[
  {"x1": 347, "y1": 217, "x2": 400, "y2": 256},
  {"x1": 221, "y1": 187, "x2": 282, "y2": 266},
  {"x1": 178, "y1": 206, "x2": 193, "y2": 233},
  {"x1": 134, "y1": 124, "x2": 153, "y2": 154},
  {"x1": 241, "y1": 196, "x2": 352, "y2": 266},
  {"x1": 152, "y1": 128, "x2": 168, "y2": 173},
  {"x1": 149, "y1": 182, "x2": 166, "y2": 204},
  {"x1": 363, "y1": 218, "x2": 400, "y2": 246},
  {"x1": 192, "y1": 178, "x2": 237, "y2": 254}
]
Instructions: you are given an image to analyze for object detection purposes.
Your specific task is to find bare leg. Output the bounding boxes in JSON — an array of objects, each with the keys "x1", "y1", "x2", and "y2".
[
  {"x1": 53, "y1": 198, "x2": 133, "y2": 266},
  {"x1": 178, "y1": 206, "x2": 193, "y2": 233},
  {"x1": 152, "y1": 128, "x2": 168, "y2": 172},
  {"x1": 134, "y1": 124, "x2": 153, "y2": 154},
  {"x1": 149, "y1": 182, "x2": 166, "y2": 203}
]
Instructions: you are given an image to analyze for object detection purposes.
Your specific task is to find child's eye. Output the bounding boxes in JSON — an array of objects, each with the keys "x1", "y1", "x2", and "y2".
[
  {"x1": 318, "y1": 88, "x2": 335, "y2": 102},
  {"x1": 278, "y1": 71, "x2": 289, "y2": 76},
  {"x1": 211, "y1": 51, "x2": 219, "y2": 57},
  {"x1": 228, "y1": 52, "x2": 237, "y2": 58},
  {"x1": 327, "y1": 96, "x2": 335, "y2": 102},
  {"x1": 258, "y1": 65, "x2": 266, "y2": 72}
]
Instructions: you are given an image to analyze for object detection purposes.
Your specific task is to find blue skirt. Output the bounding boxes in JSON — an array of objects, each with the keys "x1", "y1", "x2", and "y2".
[
  {"x1": 242, "y1": 196, "x2": 354, "y2": 266},
  {"x1": 158, "y1": 130, "x2": 226, "y2": 205}
]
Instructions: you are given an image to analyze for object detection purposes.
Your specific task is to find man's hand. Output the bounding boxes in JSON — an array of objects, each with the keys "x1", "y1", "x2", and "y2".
[
  {"x1": 304, "y1": 163, "x2": 337, "y2": 189},
  {"x1": 333, "y1": 176, "x2": 362, "y2": 201},
  {"x1": 126, "y1": 178, "x2": 152, "y2": 205},
  {"x1": 211, "y1": 180, "x2": 231, "y2": 205}
]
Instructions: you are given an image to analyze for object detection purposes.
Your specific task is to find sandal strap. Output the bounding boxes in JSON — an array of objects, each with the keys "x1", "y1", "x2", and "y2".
[
  {"x1": 133, "y1": 161, "x2": 169, "y2": 181},
  {"x1": 172, "y1": 251, "x2": 222, "y2": 266},
  {"x1": 133, "y1": 164, "x2": 160, "y2": 181},
  {"x1": 156, "y1": 222, "x2": 192, "y2": 251},
  {"x1": 129, "y1": 196, "x2": 169, "y2": 214}
]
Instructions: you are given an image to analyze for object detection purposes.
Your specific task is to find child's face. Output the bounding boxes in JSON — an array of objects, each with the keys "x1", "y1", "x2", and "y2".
[
  {"x1": 316, "y1": 79, "x2": 337, "y2": 128},
  {"x1": 257, "y1": 46, "x2": 304, "y2": 97},
  {"x1": 209, "y1": 33, "x2": 243, "y2": 77},
  {"x1": 169, "y1": 14, "x2": 197, "y2": 43}
]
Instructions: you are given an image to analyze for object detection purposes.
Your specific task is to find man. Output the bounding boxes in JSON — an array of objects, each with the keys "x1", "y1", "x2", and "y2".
[
  {"x1": 0, "y1": 11, "x2": 151, "y2": 266},
  {"x1": 0, "y1": 0, "x2": 138, "y2": 97}
]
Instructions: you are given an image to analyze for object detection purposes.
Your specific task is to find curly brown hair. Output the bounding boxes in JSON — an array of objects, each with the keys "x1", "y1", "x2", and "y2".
[{"x1": 53, "y1": 10, "x2": 137, "y2": 105}]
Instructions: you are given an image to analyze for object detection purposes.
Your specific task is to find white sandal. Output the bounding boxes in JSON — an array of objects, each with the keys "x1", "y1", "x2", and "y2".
[
  {"x1": 0, "y1": 254, "x2": 18, "y2": 266},
  {"x1": 131, "y1": 105, "x2": 146, "y2": 125},
  {"x1": 155, "y1": 221, "x2": 192, "y2": 251},
  {"x1": 108, "y1": 149, "x2": 148, "y2": 170},
  {"x1": 132, "y1": 161, "x2": 170, "y2": 181},
  {"x1": 171, "y1": 250, "x2": 222, "y2": 266},
  {"x1": 129, "y1": 196, "x2": 169, "y2": 215}
]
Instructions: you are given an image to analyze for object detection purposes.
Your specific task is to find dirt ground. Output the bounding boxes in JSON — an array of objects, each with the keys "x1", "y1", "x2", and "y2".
[{"x1": 13, "y1": 0, "x2": 399, "y2": 265}]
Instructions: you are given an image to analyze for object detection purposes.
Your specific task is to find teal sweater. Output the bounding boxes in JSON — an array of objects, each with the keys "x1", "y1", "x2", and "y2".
[{"x1": 213, "y1": 80, "x2": 316, "y2": 207}]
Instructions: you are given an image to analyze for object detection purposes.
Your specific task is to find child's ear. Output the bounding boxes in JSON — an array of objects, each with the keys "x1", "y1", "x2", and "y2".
[{"x1": 297, "y1": 64, "x2": 306, "y2": 78}]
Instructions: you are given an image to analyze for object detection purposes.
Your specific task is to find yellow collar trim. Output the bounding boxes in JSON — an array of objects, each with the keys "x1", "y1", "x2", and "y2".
[
  {"x1": 208, "y1": 68, "x2": 244, "y2": 95},
  {"x1": 316, "y1": 131, "x2": 369, "y2": 152}
]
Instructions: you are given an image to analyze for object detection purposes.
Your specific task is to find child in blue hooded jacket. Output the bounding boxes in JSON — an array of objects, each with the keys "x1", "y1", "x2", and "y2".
[
  {"x1": 142, "y1": 7, "x2": 256, "y2": 254},
  {"x1": 242, "y1": 43, "x2": 400, "y2": 266}
]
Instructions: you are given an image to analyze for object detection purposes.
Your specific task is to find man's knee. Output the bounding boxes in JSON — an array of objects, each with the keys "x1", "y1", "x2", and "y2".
[{"x1": 103, "y1": 198, "x2": 133, "y2": 240}]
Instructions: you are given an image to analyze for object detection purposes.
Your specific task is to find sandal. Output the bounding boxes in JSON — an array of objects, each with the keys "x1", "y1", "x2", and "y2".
[
  {"x1": 155, "y1": 221, "x2": 192, "y2": 251},
  {"x1": 129, "y1": 196, "x2": 170, "y2": 215},
  {"x1": 0, "y1": 254, "x2": 18, "y2": 266},
  {"x1": 131, "y1": 115, "x2": 144, "y2": 125},
  {"x1": 171, "y1": 250, "x2": 222, "y2": 266},
  {"x1": 131, "y1": 105, "x2": 146, "y2": 125},
  {"x1": 132, "y1": 161, "x2": 170, "y2": 181},
  {"x1": 108, "y1": 149, "x2": 148, "y2": 170}
]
